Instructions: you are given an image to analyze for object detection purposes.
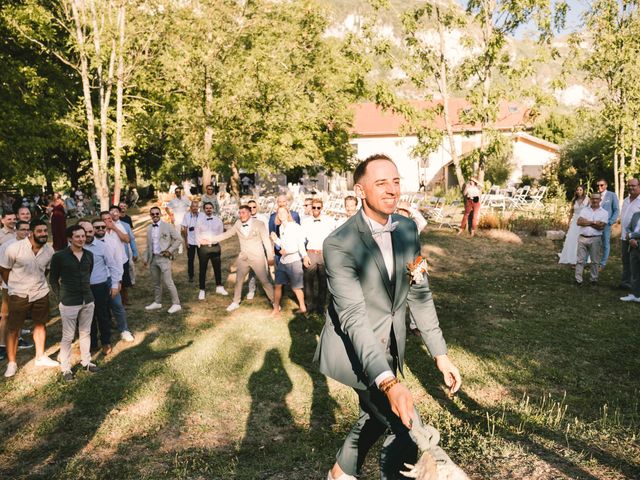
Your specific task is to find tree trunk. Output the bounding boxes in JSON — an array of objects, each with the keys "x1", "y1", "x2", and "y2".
[
  {"x1": 124, "y1": 158, "x2": 137, "y2": 187},
  {"x1": 202, "y1": 165, "x2": 212, "y2": 189},
  {"x1": 112, "y1": 3, "x2": 125, "y2": 205},
  {"x1": 435, "y1": 7, "x2": 465, "y2": 191},
  {"x1": 230, "y1": 159, "x2": 241, "y2": 198},
  {"x1": 631, "y1": 115, "x2": 637, "y2": 173},
  {"x1": 70, "y1": 0, "x2": 108, "y2": 210},
  {"x1": 202, "y1": 65, "x2": 214, "y2": 185}
]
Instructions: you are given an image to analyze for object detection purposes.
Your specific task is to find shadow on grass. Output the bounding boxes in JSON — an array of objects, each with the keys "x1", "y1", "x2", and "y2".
[
  {"x1": 0, "y1": 333, "x2": 193, "y2": 479},
  {"x1": 288, "y1": 314, "x2": 338, "y2": 433}
]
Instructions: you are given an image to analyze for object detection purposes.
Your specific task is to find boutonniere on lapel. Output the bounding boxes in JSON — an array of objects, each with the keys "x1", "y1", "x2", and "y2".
[{"x1": 407, "y1": 256, "x2": 428, "y2": 285}]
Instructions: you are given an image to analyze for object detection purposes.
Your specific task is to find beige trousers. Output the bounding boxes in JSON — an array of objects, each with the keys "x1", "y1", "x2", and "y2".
[
  {"x1": 234, "y1": 255, "x2": 274, "y2": 304},
  {"x1": 59, "y1": 302, "x2": 95, "y2": 372},
  {"x1": 575, "y1": 236, "x2": 602, "y2": 283},
  {"x1": 150, "y1": 255, "x2": 180, "y2": 305}
]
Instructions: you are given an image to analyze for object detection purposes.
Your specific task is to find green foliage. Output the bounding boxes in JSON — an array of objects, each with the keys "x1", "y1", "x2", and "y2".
[
  {"x1": 464, "y1": 131, "x2": 513, "y2": 186},
  {"x1": 531, "y1": 112, "x2": 580, "y2": 145}
]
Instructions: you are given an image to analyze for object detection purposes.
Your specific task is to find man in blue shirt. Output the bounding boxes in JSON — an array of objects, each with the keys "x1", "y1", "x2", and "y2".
[
  {"x1": 596, "y1": 179, "x2": 619, "y2": 270},
  {"x1": 80, "y1": 220, "x2": 122, "y2": 355}
]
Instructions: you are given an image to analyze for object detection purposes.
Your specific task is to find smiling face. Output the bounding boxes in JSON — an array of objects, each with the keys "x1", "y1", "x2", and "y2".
[
  {"x1": 79, "y1": 221, "x2": 94, "y2": 243},
  {"x1": 69, "y1": 228, "x2": 86, "y2": 249},
  {"x1": 597, "y1": 180, "x2": 607, "y2": 193},
  {"x1": 354, "y1": 159, "x2": 400, "y2": 224},
  {"x1": 239, "y1": 207, "x2": 251, "y2": 223},
  {"x1": 344, "y1": 198, "x2": 357, "y2": 217},
  {"x1": 276, "y1": 206, "x2": 290, "y2": 224},
  {"x1": 311, "y1": 201, "x2": 322, "y2": 218},
  {"x1": 576, "y1": 186, "x2": 584, "y2": 198}
]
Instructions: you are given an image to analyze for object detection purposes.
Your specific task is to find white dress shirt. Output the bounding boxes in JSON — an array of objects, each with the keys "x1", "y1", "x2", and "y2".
[
  {"x1": 104, "y1": 230, "x2": 127, "y2": 266},
  {"x1": 621, "y1": 196, "x2": 640, "y2": 240},
  {"x1": 168, "y1": 196, "x2": 190, "y2": 224},
  {"x1": 578, "y1": 207, "x2": 609, "y2": 237},
  {"x1": 239, "y1": 218, "x2": 253, "y2": 237},
  {"x1": 302, "y1": 215, "x2": 336, "y2": 250},
  {"x1": 363, "y1": 211, "x2": 394, "y2": 281},
  {"x1": 151, "y1": 221, "x2": 161, "y2": 254},
  {"x1": 195, "y1": 214, "x2": 224, "y2": 246},
  {"x1": 181, "y1": 212, "x2": 203, "y2": 246},
  {"x1": 273, "y1": 222, "x2": 307, "y2": 264}
]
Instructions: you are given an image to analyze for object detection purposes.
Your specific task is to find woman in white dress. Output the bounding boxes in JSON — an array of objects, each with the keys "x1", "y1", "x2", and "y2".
[{"x1": 559, "y1": 185, "x2": 589, "y2": 264}]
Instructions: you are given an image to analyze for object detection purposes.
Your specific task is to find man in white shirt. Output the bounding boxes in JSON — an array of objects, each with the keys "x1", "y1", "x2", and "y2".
[
  {"x1": 301, "y1": 199, "x2": 335, "y2": 313},
  {"x1": 195, "y1": 202, "x2": 228, "y2": 300},
  {"x1": 619, "y1": 178, "x2": 640, "y2": 289},
  {"x1": 166, "y1": 187, "x2": 190, "y2": 254},
  {"x1": 181, "y1": 200, "x2": 202, "y2": 283},
  {"x1": 0, "y1": 221, "x2": 33, "y2": 359},
  {"x1": 0, "y1": 220, "x2": 59, "y2": 377},
  {"x1": 575, "y1": 193, "x2": 610, "y2": 285}
]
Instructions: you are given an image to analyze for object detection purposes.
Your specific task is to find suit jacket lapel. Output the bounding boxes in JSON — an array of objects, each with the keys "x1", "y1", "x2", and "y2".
[
  {"x1": 391, "y1": 224, "x2": 405, "y2": 310},
  {"x1": 356, "y1": 213, "x2": 393, "y2": 301}
]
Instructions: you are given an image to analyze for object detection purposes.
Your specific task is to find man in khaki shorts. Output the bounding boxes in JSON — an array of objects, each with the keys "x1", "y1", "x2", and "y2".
[{"x1": 0, "y1": 219, "x2": 59, "y2": 378}]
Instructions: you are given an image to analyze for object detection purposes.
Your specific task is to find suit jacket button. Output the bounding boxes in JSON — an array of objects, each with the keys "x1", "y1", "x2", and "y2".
[{"x1": 381, "y1": 338, "x2": 387, "y2": 344}]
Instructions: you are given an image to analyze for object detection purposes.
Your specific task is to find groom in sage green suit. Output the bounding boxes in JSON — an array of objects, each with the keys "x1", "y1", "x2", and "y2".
[{"x1": 315, "y1": 155, "x2": 461, "y2": 480}]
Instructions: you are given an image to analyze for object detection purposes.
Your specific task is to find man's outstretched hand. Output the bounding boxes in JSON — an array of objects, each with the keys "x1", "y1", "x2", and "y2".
[
  {"x1": 435, "y1": 355, "x2": 461, "y2": 395},
  {"x1": 386, "y1": 383, "x2": 414, "y2": 429}
]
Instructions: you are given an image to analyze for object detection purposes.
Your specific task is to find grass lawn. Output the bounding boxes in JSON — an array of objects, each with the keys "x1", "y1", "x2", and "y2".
[{"x1": 0, "y1": 221, "x2": 638, "y2": 479}]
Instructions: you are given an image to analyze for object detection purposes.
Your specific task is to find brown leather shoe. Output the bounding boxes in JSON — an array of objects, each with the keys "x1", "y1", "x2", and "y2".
[{"x1": 102, "y1": 344, "x2": 112, "y2": 355}]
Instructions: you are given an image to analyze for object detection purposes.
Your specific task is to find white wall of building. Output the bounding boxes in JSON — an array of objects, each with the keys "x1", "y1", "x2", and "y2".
[
  {"x1": 511, "y1": 140, "x2": 558, "y2": 184},
  {"x1": 352, "y1": 132, "x2": 556, "y2": 191}
]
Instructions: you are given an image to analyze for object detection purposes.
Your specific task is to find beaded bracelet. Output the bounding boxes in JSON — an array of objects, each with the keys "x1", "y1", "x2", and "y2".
[{"x1": 379, "y1": 377, "x2": 399, "y2": 395}]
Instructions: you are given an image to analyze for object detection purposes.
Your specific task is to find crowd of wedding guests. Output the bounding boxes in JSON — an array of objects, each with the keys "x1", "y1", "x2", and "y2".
[
  {"x1": 558, "y1": 177, "x2": 640, "y2": 300},
  {"x1": 0, "y1": 183, "x2": 428, "y2": 383},
  {"x1": 3, "y1": 174, "x2": 638, "y2": 383}
]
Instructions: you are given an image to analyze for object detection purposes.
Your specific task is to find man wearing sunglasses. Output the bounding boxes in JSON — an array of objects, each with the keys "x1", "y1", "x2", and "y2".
[
  {"x1": 144, "y1": 207, "x2": 182, "y2": 314},
  {"x1": 596, "y1": 179, "x2": 619, "y2": 271},
  {"x1": 301, "y1": 199, "x2": 336, "y2": 313}
]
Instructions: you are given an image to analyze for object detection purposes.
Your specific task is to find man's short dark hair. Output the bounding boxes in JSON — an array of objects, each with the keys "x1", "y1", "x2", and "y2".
[
  {"x1": 99, "y1": 210, "x2": 111, "y2": 218},
  {"x1": 17, "y1": 206, "x2": 30, "y2": 213},
  {"x1": 15, "y1": 220, "x2": 30, "y2": 230},
  {"x1": 1, "y1": 210, "x2": 15, "y2": 218},
  {"x1": 91, "y1": 218, "x2": 104, "y2": 225},
  {"x1": 109, "y1": 204, "x2": 122, "y2": 212},
  {"x1": 239, "y1": 205, "x2": 251, "y2": 212},
  {"x1": 353, "y1": 154, "x2": 394, "y2": 184},
  {"x1": 30, "y1": 219, "x2": 47, "y2": 231},
  {"x1": 344, "y1": 195, "x2": 358, "y2": 206},
  {"x1": 597, "y1": 179, "x2": 608, "y2": 185},
  {"x1": 66, "y1": 224, "x2": 85, "y2": 238},
  {"x1": 150, "y1": 206, "x2": 161, "y2": 214},
  {"x1": 203, "y1": 201, "x2": 214, "y2": 209},
  {"x1": 247, "y1": 199, "x2": 257, "y2": 205}
]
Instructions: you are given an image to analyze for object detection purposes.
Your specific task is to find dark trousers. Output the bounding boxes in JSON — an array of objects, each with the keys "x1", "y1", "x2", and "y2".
[
  {"x1": 198, "y1": 244, "x2": 222, "y2": 289},
  {"x1": 90, "y1": 281, "x2": 111, "y2": 348},
  {"x1": 335, "y1": 386, "x2": 419, "y2": 479},
  {"x1": 303, "y1": 251, "x2": 326, "y2": 312},
  {"x1": 187, "y1": 244, "x2": 197, "y2": 280},
  {"x1": 630, "y1": 246, "x2": 640, "y2": 297}
]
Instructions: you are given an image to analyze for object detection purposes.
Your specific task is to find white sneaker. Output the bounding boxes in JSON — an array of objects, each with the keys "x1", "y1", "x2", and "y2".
[
  {"x1": 226, "y1": 302, "x2": 240, "y2": 312},
  {"x1": 35, "y1": 355, "x2": 60, "y2": 368},
  {"x1": 216, "y1": 286, "x2": 229, "y2": 296},
  {"x1": 121, "y1": 330, "x2": 134, "y2": 342},
  {"x1": 145, "y1": 302, "x2": 162, "y2": 311},
  {"x1": 4, "y1": 362, "x2": 17, "y2": 378},
  {"x1": 198, "y1": 290, "x2": 206, "y2": 301},
  {"x1": 168, "y1": 304, "x2": 182, "y2": 314},
  {"x1": 620, "y1": 294, "x2": 640, "y2": 302},
  {"x1": 246, "y1": 290, "x2": 255, "y2": 300}
]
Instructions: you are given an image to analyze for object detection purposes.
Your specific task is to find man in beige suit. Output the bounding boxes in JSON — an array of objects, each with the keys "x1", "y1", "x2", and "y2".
[
  {"x1": 211, "y1": 205, "x2": 274, "y2": 312},
  {"x1": 143, "y1": 206, "x2": 182, "y2": 314}
]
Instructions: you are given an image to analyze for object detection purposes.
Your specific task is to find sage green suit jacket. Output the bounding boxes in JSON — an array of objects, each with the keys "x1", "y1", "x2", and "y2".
[{"x1": 314, "y1": 211, "x2": 448, "y2": 390}]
